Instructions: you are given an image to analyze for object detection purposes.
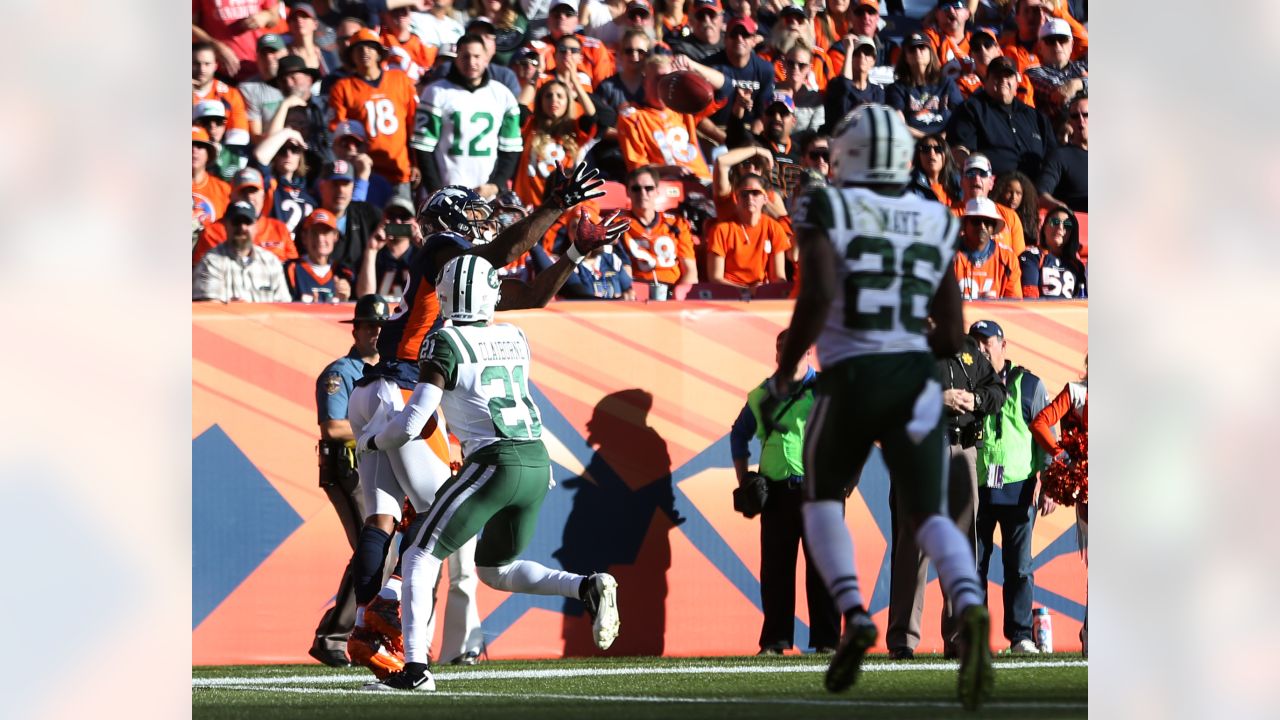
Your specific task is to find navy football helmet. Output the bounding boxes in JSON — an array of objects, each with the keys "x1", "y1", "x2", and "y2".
[{"x1": 419, "y1": 186, "x2": 497, "y2": 243}]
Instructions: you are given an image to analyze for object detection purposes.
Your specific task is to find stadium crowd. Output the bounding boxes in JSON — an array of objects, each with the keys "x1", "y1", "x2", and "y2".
[{"x1": 192, "y1": 0, "x2": 1087, "y2": 304}]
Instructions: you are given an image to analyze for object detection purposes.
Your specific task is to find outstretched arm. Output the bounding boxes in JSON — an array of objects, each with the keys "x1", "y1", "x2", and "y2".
[
  {"x1": 496, "y1": 210, "x2": 631, "y2": 309},
  {"x1": 469, "y1": 162, "x2": 608, "y2": 270}
]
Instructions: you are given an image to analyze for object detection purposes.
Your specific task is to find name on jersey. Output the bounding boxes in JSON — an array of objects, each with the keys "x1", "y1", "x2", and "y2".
[
  {"x1": 474, "y1": 339, "x2": 528, "y2": 362},
  {"x1": 878, "y1": 208, "x2": 923, "y2": 237}
]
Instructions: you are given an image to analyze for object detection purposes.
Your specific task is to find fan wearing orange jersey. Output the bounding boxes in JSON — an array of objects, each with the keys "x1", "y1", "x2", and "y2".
[
  {"x1": 617, "y1": 51, "x2": 723, "y2": 183},
  {"x1": 762, "y1": 7, "x2": 835, "y2": 91},
  {"x1": 949, "y1": 154, "x2": 1025, "y2": 256},
  {"x1": 515, "y1": 79, "x2": 597, "y2": 208},
  {"x1": 329, "y1": 29, "x2": 419, "y2": 186},
  {"x1": 192, "y1": 41, "x2": 250, "y2": 146},
  {"x1": 193, "y1": 167, "x2": 299, "y2": 265},
  {"x1": 810, "y1": 0, "x2": 851, "y2": 51},
  {"x1": 621, "y1": 166, "x2": 698, "y2": 297},
  {"x1": 953, "y1": 198, "x2": 1021, "y2": 300},
  {"x1": 381, "y1": 4, "x2": 436, "y2": 83},
  {"x1": 192, "y1": 126, "x2": 231, "y2": 228},
  {"x1": 706, "y1": 173, "x2": 792, "y2": 288},
  {"x1": 537, "y1": 3, "x2": 616, "y2": 88},
  {"x1": 712, "y1": 145, "x2": 789, "y2": 226}
]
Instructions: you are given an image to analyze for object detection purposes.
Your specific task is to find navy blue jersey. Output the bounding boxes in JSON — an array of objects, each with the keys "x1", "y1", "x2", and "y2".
[
  {"x1": 371, "y1": 244, "x2": 417, "y2": 302},
  {"x1": 258, "y1": 163, "x2": 319, "y2": 237},
  {"x1": 1019, "y1": 248, "x2": 1085, "y2": 299},
  {"x1": 284, "y1": 259, "x2": 355, "y2": 302},
  {"x1": 371, "y1": 231, "x2": 472, "y2": 388}
]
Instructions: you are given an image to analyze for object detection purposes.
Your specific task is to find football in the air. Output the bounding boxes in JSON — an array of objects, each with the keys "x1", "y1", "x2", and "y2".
[{"x1": 659, "y1": 71, "x2": 715, "y2": 115}]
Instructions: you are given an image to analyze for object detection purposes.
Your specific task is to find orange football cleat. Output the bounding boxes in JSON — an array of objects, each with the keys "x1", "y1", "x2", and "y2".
[
  {"x1": 364, "y1": 593, "x2": 403, "y2": 654},
  {"x1": 348, "y1": 626, "x2": 404, "y2": 680}
]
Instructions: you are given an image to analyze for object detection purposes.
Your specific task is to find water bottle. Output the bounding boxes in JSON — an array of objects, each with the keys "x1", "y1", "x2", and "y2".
[{"x1": 1033, "y1": 607, "x2": 1053, "y2": 653}]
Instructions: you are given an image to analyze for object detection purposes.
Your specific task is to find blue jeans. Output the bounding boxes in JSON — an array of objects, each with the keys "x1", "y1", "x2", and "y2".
[{"x1": 976, "y1": 491, "x2": 1036, "y2": 644}]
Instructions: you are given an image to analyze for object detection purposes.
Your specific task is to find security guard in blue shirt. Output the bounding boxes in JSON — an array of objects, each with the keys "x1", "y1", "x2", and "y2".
[{"x1": 309, "y1": 294, "x2": 392, "y2": 667}]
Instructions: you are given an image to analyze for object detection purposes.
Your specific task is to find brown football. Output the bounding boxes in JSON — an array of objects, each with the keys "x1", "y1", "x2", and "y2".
[{"x1": 659, "y1": 71, "x2": 715, "y2": 115}]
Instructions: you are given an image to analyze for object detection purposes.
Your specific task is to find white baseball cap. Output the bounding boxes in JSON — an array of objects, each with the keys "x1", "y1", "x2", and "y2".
[
  {"x1": 1039, "y1": 18, "x2": 1071, "y2": 39},
  {"x1": 192, "y1": 100, "x2": 227, "y2": 121},
  {"x1": 963, "y1": 154, "x2": 992, "y2": 174},
  {"x1": 962, "y1": 197, "x2": 1006, "y2": 233}
]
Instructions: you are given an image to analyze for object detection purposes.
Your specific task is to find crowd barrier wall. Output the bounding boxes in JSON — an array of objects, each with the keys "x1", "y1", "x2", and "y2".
[{"x1": 193, "y1": 299, "x2": 1088, "y2": 664}]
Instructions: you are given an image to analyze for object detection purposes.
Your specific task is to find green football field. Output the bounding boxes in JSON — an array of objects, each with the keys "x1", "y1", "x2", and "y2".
[{"x1": 193, "y1": 653, "x2": 1087, "y2": 719}]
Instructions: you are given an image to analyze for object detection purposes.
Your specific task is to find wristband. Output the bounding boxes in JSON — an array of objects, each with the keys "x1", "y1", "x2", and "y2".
[{"x1": 566, "y1": 243, "x2": 586, "y2": 264}]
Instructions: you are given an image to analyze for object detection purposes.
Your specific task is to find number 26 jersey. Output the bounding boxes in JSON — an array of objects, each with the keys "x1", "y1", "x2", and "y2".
[
  {"x1": 794, "y1": 185, "x2": 960, "y2": 366},
  {"x1": 419, "y1": 322, "x2": 543, "y2": 456}
]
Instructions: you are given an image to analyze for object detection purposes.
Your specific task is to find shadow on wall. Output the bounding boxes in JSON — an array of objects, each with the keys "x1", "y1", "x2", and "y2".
[{"x1": 553, "y1": 389, "x2": 685, "y2": 657}]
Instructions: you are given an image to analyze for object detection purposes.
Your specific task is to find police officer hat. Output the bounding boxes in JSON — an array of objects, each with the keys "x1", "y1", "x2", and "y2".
[
  {"x1": 968, "y1": 319, "x2": 1004, "y2": 340},
  {"x1": 341, "y1": 294, "x2": 393, "y2": 324}
]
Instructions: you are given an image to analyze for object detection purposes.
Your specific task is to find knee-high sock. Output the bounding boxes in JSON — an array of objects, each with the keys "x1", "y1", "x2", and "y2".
[
  {"x1": 354, "y1": 526, "x2": 394, "y2": 609},
  {"x1": 915, "y1": 515, "x2": 984, "y2": 613},
  {"x1": 476, "y1": 560, "x2": 584, "y2": 598},
  {"x1": 401, "y1": 544, "x2": 444, "y2": 665},
  {"x1": 802, "y1": 500, "x2": 864, "y2": 615}
]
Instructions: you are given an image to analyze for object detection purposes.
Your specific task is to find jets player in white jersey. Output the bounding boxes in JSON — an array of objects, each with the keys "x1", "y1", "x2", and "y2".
[
  {"x1": 765, "y1": 104, "x2": 994, "y2": 709},
  {"x1": 357, "y1": 254, "x2": 621, "y2": 692}
]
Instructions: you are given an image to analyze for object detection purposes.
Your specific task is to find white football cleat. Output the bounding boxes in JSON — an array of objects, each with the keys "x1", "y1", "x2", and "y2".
[{"x1": 584, "y1": 573, "x2": 620, "y2": 650}]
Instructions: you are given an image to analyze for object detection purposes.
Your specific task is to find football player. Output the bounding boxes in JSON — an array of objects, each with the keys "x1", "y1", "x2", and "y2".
[
  {"x1": 358, "y1": 254, "x2": 621, "y2": 691},
  {"x1": 767, "y1": 104, "x2": 995, "y2": 708},
  {"x1": 341, "y1": 164, "x2": 627, "y2": 678}
]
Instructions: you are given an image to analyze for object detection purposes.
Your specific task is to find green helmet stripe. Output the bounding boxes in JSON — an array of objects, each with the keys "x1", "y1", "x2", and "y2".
[
  {"x1": 463, "y1": 255, "x2": 478, "y2": 315},
  {"x1": 451, "y1": 256, "x2": 464, "y2": 318}
]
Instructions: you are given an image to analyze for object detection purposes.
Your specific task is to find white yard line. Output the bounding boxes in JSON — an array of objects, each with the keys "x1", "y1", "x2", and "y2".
[
  {"x1": 196, "y1": 684, "x2": 1087, "y2": 710},
  {"x1": 193, "y1": 659, "x2": 1086, "y2": 687}
]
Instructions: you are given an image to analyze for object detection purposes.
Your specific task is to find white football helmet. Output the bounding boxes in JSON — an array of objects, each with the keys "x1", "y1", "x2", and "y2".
[
  {"x1": 437, "y1": 254, "x2": 501, "y2": 323},
  {"x1": 829, "y1": 104, "x2": 915, "y2": 187}
]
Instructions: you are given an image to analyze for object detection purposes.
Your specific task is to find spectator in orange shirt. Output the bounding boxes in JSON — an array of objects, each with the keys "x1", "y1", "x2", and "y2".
[
  {"x1": 810, "y1": 0, "x2": 850, "y2": 52},
  {"x1": 712, "y1": 145, "x2": 788, "y2": 222},
  {"x1": 328, "y1": 29, "x2": 419, "y2": 190},
  {"x1": 953, "y1": 154, "x2": 1025, "y2": 256},
  {"x1": 192, "y1": 41, "x2": 250, "y2": 146},
  {"x1": 763, "y1": 6, "x2": 835, "y2": 92},
  {"x1": 622, "y1": 166, "x2": 698, "y2": 299},
  {"x1": 194, "y1": 166, "x2": 299, "y2": 265},
  {"x1": 953, "y1": 197, "x2": 1022, "y2": 300},
  {"x1": 706, "y1": 173, "x2": 792, "y2": 288},
  {"x1": 1002, "y1": 0, "x2": 1087, "y2": 76},
  {"x1": 515, "y1": 80, "x2": 598, "y2": 207},
  {"x1": 192, "y1": 126, "x2": 231, "y2": 229},
  {"x1": 540, "y1": 2, "x2": 616, "y2": 88},
  {"x1": 617, "y1": 49, "x2": 720, "y2": 182},
  {"x1": 926, "y1": 0, "x2": 974, "y2": 65},
  {"x1": 381, "y1": 3, "x2": 437, "y2": 84}
]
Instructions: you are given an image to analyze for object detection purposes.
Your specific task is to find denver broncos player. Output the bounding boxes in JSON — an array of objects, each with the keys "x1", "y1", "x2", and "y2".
[{"x1": 341, "y1": 163, "x2": 628, "y2": 678}]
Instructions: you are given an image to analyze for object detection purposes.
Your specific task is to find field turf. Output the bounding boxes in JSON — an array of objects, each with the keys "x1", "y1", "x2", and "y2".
[{"x1": 193, "y1": 653, "x2": 1087, "y2": 719}]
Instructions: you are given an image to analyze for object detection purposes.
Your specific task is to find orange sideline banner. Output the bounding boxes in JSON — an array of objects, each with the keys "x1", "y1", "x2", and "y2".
[{"x1": 193, "y1": 299, "x2": 1088, "y2": 664}]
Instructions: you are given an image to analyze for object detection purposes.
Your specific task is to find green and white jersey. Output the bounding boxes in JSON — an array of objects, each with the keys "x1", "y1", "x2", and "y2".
[
  {"x1": 419, "y1": 322, "x2": 543, "y2": 456},
  {"x1": 410, "y1": 78, "x2": 523, "y2": 189},
  {"x1": 794, "y1": 185, "x2": 960, "y2": 366}
]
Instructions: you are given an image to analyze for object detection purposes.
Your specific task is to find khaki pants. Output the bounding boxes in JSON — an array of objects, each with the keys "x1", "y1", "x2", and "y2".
[{"x1": 886, "y1": 442, "x2": 979, "y2": 653}]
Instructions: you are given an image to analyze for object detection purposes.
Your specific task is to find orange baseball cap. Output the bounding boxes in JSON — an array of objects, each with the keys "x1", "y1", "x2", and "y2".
[
  {"x1": 232, "y1": 167, "x2": 265, "y2": 192},
  {"x1": 305, "y1": 209, "x2": 339, "y2": 231},
  {"x1": 192, "y1": 125, "x2": 215, "y2": 149},
  {"x1": 346, "y1": 28, "x2": 387, "y2": 59},
  {"x1": 855, "y1": 0, "x2": 880, "y2": 11}
]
